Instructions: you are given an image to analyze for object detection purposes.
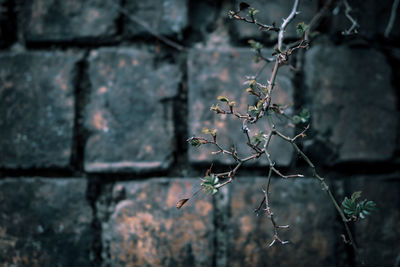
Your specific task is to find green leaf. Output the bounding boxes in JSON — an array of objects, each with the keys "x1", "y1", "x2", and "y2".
[
  {"x1": 217, "y1": 96, "x2": 230, "y2": 103},
  {"x1": 201, "y1": 174, "x2": 220, "y2": 195},
  {"x1": 351, "y1": 191, "x2": 362, "y2": 201},
  {"x1": 248, "y1": 40, "x2": 263, "y2": 50},
  {"x1": 293, "y1": 115, "x2": 301, "y2": 124},
  {"x1": 187, "y1": 137, "x2": 202, "y2": 147},
  {"x1": 248, "y1": 7, "x2": 259, "y2": 16},
  {"x1": 251, "y1": 131, "x2": 265, "y2": 145},
  {"x1": 296, "y1": 22, "x2": 309, "y2": 35},
  {"x1": 202, "y1": 128, "x2": 217, "y2": 137}
]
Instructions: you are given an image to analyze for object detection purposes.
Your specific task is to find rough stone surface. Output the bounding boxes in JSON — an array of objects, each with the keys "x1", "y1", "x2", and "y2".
[
  {"x1": 330, "y1": 0, "x2": 400, "y2": 40},
  {"x1": 304, "y1": 45, "x2": 398, "y2": 164},
  {"x1": 188, "y1": 48, "x2": 294, "y2": 166},
  {"x1": 0, "y1": 51, "x2": 80, "y2": 169},
  {"x1": 228, "y1": 177, "x2": 341, "y2": 267},
  {"x1": 349, "y1": 174, "x2": 400, "y2": 267},
  {"x1": 21, "y1": 0, "x2": 119, "y2": 42},
  {"x1": 84, "y1": 48, "x2": 180, "y2": 173},
  {"x1": 102, "y1": 178, "x2": 214, "y2": 266},
  {"x1": 232, "y1": 0, "x2": 318, "y2": 41},
  {"x1": 0, "y1": 178, "x2": 92, "y2": 266},
  {"x1": 124, "y1": 0, "x2": 188, "y2": 38}
]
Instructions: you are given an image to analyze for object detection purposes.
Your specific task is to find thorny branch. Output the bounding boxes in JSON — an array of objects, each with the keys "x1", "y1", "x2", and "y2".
[{"x1": 178, "y1": 0, "x2": 376, "y2": 260}]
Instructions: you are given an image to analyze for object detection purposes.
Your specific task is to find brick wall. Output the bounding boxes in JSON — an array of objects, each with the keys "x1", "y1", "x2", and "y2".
[{"x1": 0, "y1": 0, "x2": 399, "y2": 266}]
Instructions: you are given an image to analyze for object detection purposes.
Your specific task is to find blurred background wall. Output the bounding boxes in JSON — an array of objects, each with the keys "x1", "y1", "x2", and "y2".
[{"x1": 0, "y1": 0, "x2": 399, "y2": 266}]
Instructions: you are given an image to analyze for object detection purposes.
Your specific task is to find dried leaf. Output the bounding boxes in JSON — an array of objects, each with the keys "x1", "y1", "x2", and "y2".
[{"x1": 176, "y1": 198, "x2": 189, "y2": 209}]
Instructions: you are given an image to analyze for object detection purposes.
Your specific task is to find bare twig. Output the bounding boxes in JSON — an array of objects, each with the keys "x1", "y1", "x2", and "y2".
[
  {"x1": 112, "y1": 2, "x2": 186, "y2": 51},
  {"x1": 278, "y1": 0, "x2": 300, "y2": 51},
  {"x1": 384, "y1": 0, "x2": 400, "y2": 38},
  {"x1": 342, "y1": 0, "x2": 359, "y2": 35}
]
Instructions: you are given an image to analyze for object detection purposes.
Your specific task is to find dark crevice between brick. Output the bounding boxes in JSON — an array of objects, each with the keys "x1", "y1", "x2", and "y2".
[
  {"x1": 115, "y1": 0, "x2": 126, "y2": 37},
  {"x1": 381, "y1": 48, "x2": 400, "y2": 160},
  {"x1": 71, "y1": 50, "x2": 90, "y2": 173},
  {"x1": 183, "y1": 0, "x2": 223, "y2": 45},
  {"x1": 0, "y1": 168, "x2": 75, "y2": 178},
  {"x1": 0, "y1": 0, "x2": 17, "y2": 49},
  {"x1": 167, "y1": 52, "x2": 191, "y2": 178},
  {"x1": 86, "y1": 175, "x2": 108, "y2": 267},
  {"x1": 24, "y1": 40, "x2": 123, "y2": 50},
  {"x1": 213, "y1": 187, "x2": 230, "y2": 267}
]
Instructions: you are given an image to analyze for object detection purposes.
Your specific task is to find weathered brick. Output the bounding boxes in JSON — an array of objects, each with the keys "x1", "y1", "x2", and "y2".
[
  {"x1": 0, "y1": 51, "x2": 80, "y2": 169},
  {"x1": 0, "y1": 178, "x2": 92, "y2": 266},
  {"x1": 188, "y1": 48, "x2": 294, "y2": 166},
  {"x1": 330, "y1": 0, "x2": 400, "y2": 40},
  {"x1": 85, "y1": 48, "x2": 180, "y2": 173},
  {"x1": 231, "y1": 0, "x2": 318, "y2": 41},
  {"x1": 228, "y1": 177, "x2": 340, "y2": 267},
  {"x1": 348, "y1": 175, "x2": 400, "y2": 267},
  {"x1": 124, "y1": 0, "x2": 188, "y2": 38},
  {"x1": 304, "y1": 45, "x2": 398, "y2": 164},
  {"x1": 103, "y1": 178, "x2": 214, "y2": 266},
  {"x1": 21, "y1": 0, "x2": 119, "y2": 42}
]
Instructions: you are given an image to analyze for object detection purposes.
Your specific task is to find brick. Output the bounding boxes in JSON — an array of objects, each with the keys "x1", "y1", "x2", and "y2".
[
  {"x1": 84, "y1": 48, "x2": 180, "y2": 173},
  {"x1": 228, "y1": 177, "x2": 341, "y2": 267},
  {"x1": 304, "y1": 45, "x2": 398, "y2": 164},
  {"x1": 0, "y1": 178, "x2": 92, "y2": 266},
  {"x1": 348, "y1": 175, "x2": 400, "y2": 267},
  {"x1": 21, "y1": 0, "x2": 119, "y2": 42},
  {"x1": 231, "y1": 0, "x2": 318, "y2": 41},
  {"x1": 124, "y1": 0, "x2": 188, "y2": 38},
  {"x1": 0, "y1": 51, "x2": 80, "y2": 168},
  {"x1": 188, "y1": 48, "x2": 294, "y2": 166},
  {"x1": 330, "y1": 0, "x2": 400, "y2": 40},
  {"x1": 103, "y1": 178, "x2": 214, "y2": 266}
]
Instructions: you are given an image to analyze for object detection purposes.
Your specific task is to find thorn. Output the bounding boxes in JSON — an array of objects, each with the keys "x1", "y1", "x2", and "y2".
[{"x1": 269, "y1": 239, "x2": 276, "y2": 247}]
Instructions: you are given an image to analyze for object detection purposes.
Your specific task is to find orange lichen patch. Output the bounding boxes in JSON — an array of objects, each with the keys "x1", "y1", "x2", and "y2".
[
  {"x1": 2, "y1": 81, "x2": 13, "y2": 88},
  {"x1": 307, "y1": 203, "x2": 316, "y2": 213},
  {"x1": 310, "y1": 231, "x2": 328, "y2": 257},
  {"x1": 211, "y1": 51, "x2": 219, "y2": 65},
  {"x1": 240, "y1": 215, "x2": 252, "y2": 235},
  {"x1": 56, "y1": 74, "x2": 68, "y2": 91},
  {"x1": 137, "y1": 191, "x2": 147, "y2": 201},
  {"x1": 114, "y1": 212, "x2": 162, "y2": 266},
  {"x1": 132, "y1": 59, "x2": 139, "y2": 66},
  {"x1": 97, "y1": 86, "x2": 107, "y2": 94},
  {"x1": 144, "y1": 145, "x2": 153, "y2": 154},
  {"x1": 87, "y1": 9, "x2": 100, "y2": 23},
  {"x1": 218, "y1": 68, "x2": 229, "y2": 82},
  {"x1": 92, "y1": 110, "x2": 108, "y2": 132},
  {"x1": 195, "y1": 200, "x2": 212, "y2": 216},
  {"x1": 192, "y1": 220, "x2": 206, "y2": 232},
  {"x1": 233, "y1": 51, "x2": 240, "y2": 59},
  {"x1": 119, "y1": 59, "x2": 126, "y2": 68},
  {"x1": 166, "y1": 183, "x2": 184, "y2": 208}
]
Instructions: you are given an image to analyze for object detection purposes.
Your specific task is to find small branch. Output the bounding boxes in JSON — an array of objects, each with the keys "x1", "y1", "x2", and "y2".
[
  {"x1": 232, "y1": 14, "x2": 279, "y2": 32},
  {"x1": 113, "y1": 2, "x2": 186, "y2": 51},
  {"x1": 278, "y1": 0, "x2": 300, "y2": 51},
  {"x1": 342, "y1": 0, "x2": 359, "y2": 35},
  {"x1": 384, "y1": 0, "x2": 400, "y2": 38}
]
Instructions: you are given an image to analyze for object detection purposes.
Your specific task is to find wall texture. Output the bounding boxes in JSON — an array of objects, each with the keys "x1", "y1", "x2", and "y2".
[{"x1": 0, "y1": 0, "x2": 399, "y2": 266}]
